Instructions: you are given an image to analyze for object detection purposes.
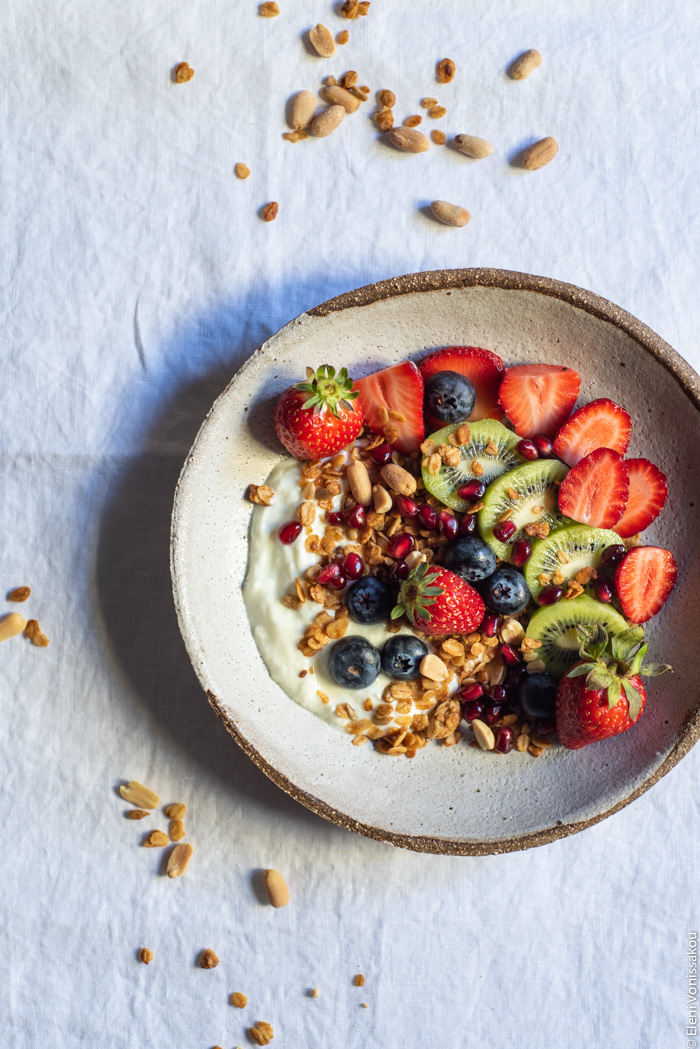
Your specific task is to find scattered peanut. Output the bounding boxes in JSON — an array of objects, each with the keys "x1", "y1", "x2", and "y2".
[
  {"x1": 372, "y1": 485, "x2": 393, "y2": 513},
  {"x1": 454, "y1": 134, "x2": 494, "y2": 159},
  {"x1": 347, "y1": 460, "x2": 373, "y2": 505},
  {"x1": 167, "y1": 842, "x2": 194, "y2": 878},
  {"x1": 472, "y1": 719, "x2": 495, "y2": 751},
  {"x1": 310, "y1": 105, "x2": 345, "y2": 137},
  {"x1": 420, "y1": 654, "x2": 449, "y2": 682},
  {"x1": 289, "y1": 90, "x2": 316, "y2": 130},
  {"x1": 380, "y1": 463, "x2": 417, "y2": 495},
  {"x1": 0, "y1": 612, "x2": 27, "y2": 643},
  {"x1": 388, "y1": 127, "x2": 430, "y2": 153},
  {"x1": 523, "y1": 137, "x2": 558, "y2": 170},
  {"x1": 120, "y1": 781, "x2": 160, "y2": 809},
  {"x1": 125, "y1": 809, "x2": 149, "y2": 820},
  {"x1": 309, "y1": 23, "x2": 335, "y2": 58},
  {"x1": 320, "y1": 85, "x2": 360, "y2": 113},
  {"x1": 263, "y1": 868, "x2": 290, "y2": 908},
  {"x1": 169, "y1": 819, "x2": 185, "y2": 842},
  {"x1": 431, "y1": 200, "x2": 471, "y2": 228},
  {"x1": 509, "y1": 49, "x2": 542, "y2": 81},
  {"x1": 143, "y1": 830, "x2": 169, "y2": 848},
  {"x1": 165, "y1": 803, "x2": 187, "y2": 820}
]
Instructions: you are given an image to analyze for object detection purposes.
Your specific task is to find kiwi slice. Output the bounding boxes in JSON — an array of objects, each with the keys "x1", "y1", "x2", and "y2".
[
  {"x1": 422, "y1": 420, "x2": 525, "y2": 512},
  {"x1": 524, "y1": 524, "x2": 621, "y2": 601},
  {"x1": 525, "y1": 594, "x2": 627, "y2": 679},
  {"x1": 478, "y1": 460, "x2": 569, "y2": 560}
]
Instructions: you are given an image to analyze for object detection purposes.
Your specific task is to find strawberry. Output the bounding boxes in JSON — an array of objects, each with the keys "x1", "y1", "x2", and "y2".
[
  {"x1": 498, "y1": 364, "x2": 581, "y2": 438},
  {"x1": 556, "y1": 623, "x2": 671, "y2": 749},
  {"x1": 354, "y1": 361, "x2": 424, "y2": 453},
  {"x1": 391, "y1": 562, "x2": 484, "y2": 636},
  {"x1": 274, "y1": 365, "x2": 363, "y2": 459},
  {"x1": 557, "y1": 447, "x2": 630, "y2": 528},
  {"x1": 552, "y1": 398, "x2": 632, "y2": 466},
  {"x1": 614, "y1": 546, "x2": 678, "y2": 623},
  {"x1": 419, "y1": 346, "x2": 505, "y2": 428},
  {"x1": 614, "y1": 459, "x2": 668, "y2": 539}
]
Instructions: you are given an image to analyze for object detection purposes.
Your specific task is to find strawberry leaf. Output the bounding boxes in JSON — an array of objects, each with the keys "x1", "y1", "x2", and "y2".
[
  {"x1": 610, "y1": 626, "x2": 645, "y2": 663},
  {"x1": 606, "y1": 676, "x2": 622, "y2": 708},
  {"x1": 639, "y1": 661, "x2": 673, "y2": 677},
  {"x1": 621, "y1": 678, "x2": 644, "y2": 721},
  {"x1": 586, "y1": 665, "x2": 614, "y2": 692},
  {"x1": 628, "y1": 643, "x2": 648, "y2": 676},
  {"x1": 566, "y1": 663, "x2": 594, "y2": 678},
  {"x1": 577, "y1": 622, "x2": 608, "y2": 661}
]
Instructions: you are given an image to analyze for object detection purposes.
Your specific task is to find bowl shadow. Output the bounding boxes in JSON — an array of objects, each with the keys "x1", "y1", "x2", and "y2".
[{"x1": 94, "y1": 273, "x2": 372, "y2": 838}]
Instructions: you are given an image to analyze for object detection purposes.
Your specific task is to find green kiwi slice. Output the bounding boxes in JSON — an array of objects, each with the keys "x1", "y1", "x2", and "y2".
[
  {"x1": 478, "y1": 460, "x2": 569, "y2": 560},
  {"x1": 524, "y1": 524, "x2": 622, "y2": 601},
  {"x1": 525, "y1": 594, "x2": 627, "y2": 679},
  {"x1": 422, "y1": 420, "x2": 525, "y2": 512}
]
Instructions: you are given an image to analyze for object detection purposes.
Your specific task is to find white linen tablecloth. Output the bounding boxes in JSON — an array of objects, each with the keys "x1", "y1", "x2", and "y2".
[{"x1": 2, "y1": 1, "x2": 698, "y2": 1046}]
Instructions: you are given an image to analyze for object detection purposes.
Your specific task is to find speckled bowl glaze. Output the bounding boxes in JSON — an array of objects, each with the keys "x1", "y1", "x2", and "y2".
[{"x1": 171, "y1": 269, "x2": 700, "y2": 855}]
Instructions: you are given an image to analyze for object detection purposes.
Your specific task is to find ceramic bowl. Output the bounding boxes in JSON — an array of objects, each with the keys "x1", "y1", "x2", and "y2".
[{"x1": 171, "y1": 268, "x2": 700, "y2": 855}]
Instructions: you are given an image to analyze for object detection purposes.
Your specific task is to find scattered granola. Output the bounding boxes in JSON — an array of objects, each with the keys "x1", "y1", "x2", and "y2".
[
  {"x1": 24, "y1": 619, "x2": 49, "y2": 647},
  {"x1": 140, "y1": 948, "x2": 154, "y2": 964},
  {"x1": 235, "y1": 163, "x2": 251, "y2": 179},
  {"x1": 249, "y1": 1021, "x2": 274, "y2": 1046},
  {"x1": 200, "y1": 949, "x2": 220, "y2": 969},
  {"x1": 231, "y1": 992, "x2": 248, "y2": 1008},
  {"x1": 125, "y1": 809, "x2": 149, "y2": 820},
  {"x1": 260, "y1": 1, "x2": 279, "y2": 14},
  {"x1": 7, "y1": 586, "x2": 30, "y2": 602},
  {"x1": 248, "y1": 484, "x2": 275, "y2": 506},
  {"x1": 354, "y1": 974, "x2": 365, "y2": 986},
  {"x1": 173, "y1": 62, "x2": 194, "y2": 83},
  {"x1": 437, "y1": 58, "x2": 456, "y2": 83},
  {"x1": 263, "y1": 202, "x2": 279, "y2": 222}
]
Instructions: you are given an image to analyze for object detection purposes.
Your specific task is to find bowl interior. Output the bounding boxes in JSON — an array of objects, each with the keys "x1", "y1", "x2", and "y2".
[{"x1": 171, "y1": 271, "x2": 700, "y2": 854}]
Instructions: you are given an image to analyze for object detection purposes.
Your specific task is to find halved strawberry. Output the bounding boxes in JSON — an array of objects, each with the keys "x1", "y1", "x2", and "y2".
[
  {"x1": 615, "y1": 546, "x2": 678, "y2": 623},
  {"x1": 419, "y1": 346, "x2": 505, "y2": 428},
  {"x1": 354, "y1": 361, "x2": 424, "y2": 453},
  {"x1": 614, "y1": 459, "x2": 668, "y2": 539},
  {"x1": 498, "y1": 364, "x2": 580, "y2": 438},
  {"x1": 558, "y1": 447, "x2": 629, "y2": 528},
  {"x1": 552, "y1": 398, "x2": 632, "y2": 466}
]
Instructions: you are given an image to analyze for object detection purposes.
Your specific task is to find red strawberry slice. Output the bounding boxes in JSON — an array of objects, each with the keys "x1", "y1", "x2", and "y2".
[
  {"x1": 614, "y1": 459, "x2": 668, "y2": 539},
  {"x1": 615, "y1": 546, "x2": 678, "y2": 623},
  {"x1": 419, "y1": 346, "x2": 505, "y2": 428},
  {"x1": 498, "y1": 364, "x2": 580, "y2": 438},
  {"x1": 354, "y1": 361, "x2": 424, "y2": 453},
  {"x1": 558, "y1": 447, "x2": 629, "y2": 528},
  {"x1": 552, "y1": 398, "x2": 632, "y2": 466}
]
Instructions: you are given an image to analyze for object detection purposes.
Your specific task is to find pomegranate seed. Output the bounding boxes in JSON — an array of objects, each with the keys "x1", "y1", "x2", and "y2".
[
  {"x1": 461, "y1": 699, "x2": 485, "y2": 722},
  {"x1": 458, "y1": 480, "x2": 486, "y2": 500},
  {"x1": 539, "y1": 584, "x2": 564, "y2": 605},
  {"x1": 343, "y1": 552, "x2": 364, "y2": 580},
  {"x1": 347, "y1": 504, "x2": 366, "y2": 529},
  {"x1": 460, "y1": 682, "x2": 485, "y2": 701},
  {"x1": 438, "y1": 510, "x2": 458, "y2": 540},
  {"x1": 492, "y1": 520, "x2": 517, "y2": 544},
  {"x1": 481, "y1": 612, "x2": 501, "y2": 638},
  {"x1": 495, "y1": 726, "x2": 515, "y2": 754},
  {"x1": 370, "y1": 442, "x2": 393, "y2": 465},
  {"x1": 389, "y1": 560, "x2": 410, "y2": 582},
  {"x1": 328, "y1": 572, "x2": 347, "y2": 590},
  {"x1": 532, "y1": 433, "x2": 552, "y2": 457},
  {"x1": 278, "y1": 521, "x2": 302, "y2": 544},
  {"x1": 490, "y1": 685, "x2": 508, "y2": 703},
  {"x1": 387, "y1": 533, "x2": 415, "y2": 559},
  {"x1": 394, "y1": 495, "x2": 419, "y2": 518},
  {"x1": 460, "y1": 513, "x2": 477, "y2": 535},
  {"x1": 601, "y1": 544, "x2": 626, "y2": 570},
  {"x1": 511, "y1": 538, "x2": 532, "y2": 567},
  {"x1": 318, "y1": 562, "x2": 342, "y2": 585},
  {"x1": 593, "y1": 576, "x2": 614, "y2": 603},
  {"x1": 516, "y1": 438, "x2": 539, "y2": 460},
  {"x1": 327, "y1": 511, "x2": 345, "y2": 525},
  {"x1": 536, "y1": 719, "x2": 557, "y2": 736},
  {"x1": 483, "y1": 703, "x2": 503, "y2": 726},
  {"x1": 500, "y1": 644, "x2": 521, "y2": 667},
  {"x1": 418, "y1": 504, "x2": 438, "y2": 529}
]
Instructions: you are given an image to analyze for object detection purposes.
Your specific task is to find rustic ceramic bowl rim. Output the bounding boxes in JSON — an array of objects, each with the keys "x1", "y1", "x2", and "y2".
[{"x1": 172, "y1": 267, "x2": 700, "y2": 856}]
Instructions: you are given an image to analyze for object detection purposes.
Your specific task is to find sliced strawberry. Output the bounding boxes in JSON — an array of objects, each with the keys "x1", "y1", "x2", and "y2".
[
  {"x1": 354, "y1": 361, "x2": 424, "y2": 453},
  {"x1": 614, "y1": 459, "x2": 668, "y2": 539},
  {"x1": 419, "y1": 346, "x2": 505, "y2": 428},
  {"x1": 498, "y1": 364, "x2": 580, "y2": 438},
  {"x1": 558, "y1": 447, "x2": 629, "y2": 528},
  {"x1": 615, "y1": 546, "x2": 678, "y2": 623},
  {"x1": 552, "y1": 398, "x2": 632, "y2": 466}
]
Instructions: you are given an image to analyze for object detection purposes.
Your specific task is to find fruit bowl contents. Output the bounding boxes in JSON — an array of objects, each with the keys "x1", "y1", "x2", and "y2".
[{"x1": 243, "y1": 347, "x2": 676, "y2": 761}]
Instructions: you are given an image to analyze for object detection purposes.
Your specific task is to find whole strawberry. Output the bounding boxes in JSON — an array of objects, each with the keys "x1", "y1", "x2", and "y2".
[
  {"x1": 392, "y1": 562, "x2": 484, "y2": 636},
  {"x1": 274, "y1": 365, "x2": 363, "y2": 460},
  {"x1": 556, "y1": 624, "x2": 671, "y2": 750}
]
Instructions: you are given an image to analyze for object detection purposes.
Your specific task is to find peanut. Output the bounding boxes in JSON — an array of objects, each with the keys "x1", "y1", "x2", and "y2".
[
  {"x1": 309, "y1": 23, "x2": 335, "y2": 57},
  {"x1": 289, "y1": 90, "x2": 316, "y2": 130},
  {"x1": 509, "y1": 49, "x2": 542, "y2": 80},
  {"x1": 431, "y1": 200, "x2": 471, "y2": 228},
  {"x1": 522, "y1": 136, "x2": 558, "y2": 170},
  {"x1": 347, "y1": 460, "x2": 373, "y2": 505},
  {"x1": 420, "y1": 654, "x2": 449, "y2": 683},
  {"x1": 167, "y1": 842, "x2": 194, "y2": 878},
  {"x1": 263, "y1": 868, "x2": 290, "y2": 908},
  {"x1": 380, "y1": 464, "x2": 417, "y2": 496},
  {"x1": 372, "y1": 485, "x2": 393, "y2": 513},
  {"x1": 472, "y1": 719, "x2": 495, "y2": 751},
  {"x1": 388, "y1": 127, "x2": 430, "y2": 153},
  {"x1": 119, "y1": 780, "x2": 160, "y2": 809},
  {"x1": 320, "y1": 85, "x2": 360, "y2": 113},
  {"x1": 454, "y1": 134, "x2": 494, "y2": 159},
  {"x1": 310, "y1": 105, "x2": 345, "y2": 138},
  {"x1": 0, "y1": 612, "x2": 27, "y2": 643}
]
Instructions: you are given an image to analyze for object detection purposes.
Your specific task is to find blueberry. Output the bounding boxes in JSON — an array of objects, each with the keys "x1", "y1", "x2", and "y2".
[
  {"x1": 346, "y1": 576, "x2": 394, "y2": 624},
  {"x1": 425, "y1": 371, "x2": 476, "y2": 424},
  {"x1": 443, "y1": 536, "x2": 497, "y2": 583},
  {"x1": 381, "y1": 635, "x2": 428, "y2": 680},
  {"x1": 328, "y1": 636, "x2": 381, "y2": 690},
  {"x1": 482, "y1": 565, "x2": 530, "y2": 615},
  {"x1": 518, "y1": 672, "x2": 557, "y2": 720}
]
